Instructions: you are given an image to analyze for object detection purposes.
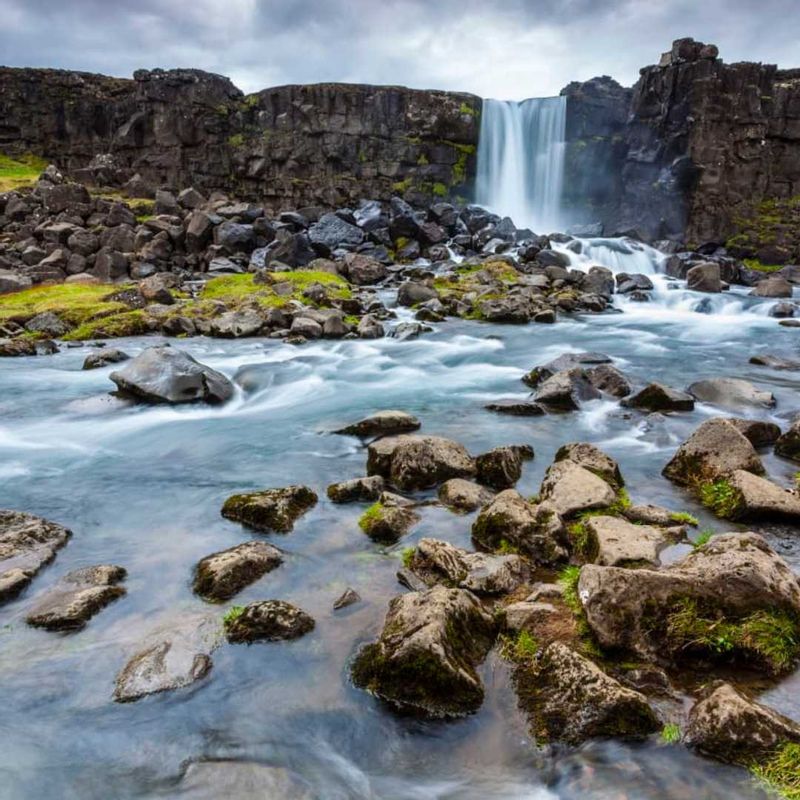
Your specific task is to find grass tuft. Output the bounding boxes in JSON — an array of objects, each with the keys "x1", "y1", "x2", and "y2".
[
  {"x1": 699, "y1": 479, "x2": 742, "y2": 519},
  {"x1": 223, "y1": 605, "x2": 245, "y2": 626},
  {"x1": 660, "y1": 723, "x2": 681, "y2": 744},
  {"x1": 670, "y1": 511, "x2": 699, "y2": 526},
  {"x1": 751, "y1": 742, "x2": 800, "y2": 800},
  {"x1": 400, "y1": 545, "x2": 415, "y2": 568},
  {"x1": 692, "y1": 529, "x2": 714, "y2": 549},
  {"x1": 0, "y1": 152, "x2": 47, "y2": 191}
]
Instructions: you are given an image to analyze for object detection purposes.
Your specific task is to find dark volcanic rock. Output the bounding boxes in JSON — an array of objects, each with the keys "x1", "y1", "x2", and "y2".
[{"x1": 0, "y1": 510, "x2": 72, "y2": 604}]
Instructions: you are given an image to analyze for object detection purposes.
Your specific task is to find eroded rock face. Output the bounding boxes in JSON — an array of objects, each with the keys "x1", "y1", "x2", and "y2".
[
  {"x1": 114, "y1": 613, "x2": 219, "y2": 702},
  {"x1": 0, "y1": 510, "x2": 71, "y2": 604},
  {"x1": 351, "y1": 585, "x2": 496, "y2": 717},
  {"x1": 26, "y1": 564, "x2": 126, "y2": 631},
  {"x1": 539, "y1": 460, "x2": 618, "y2": 518},
  {"x1": 334, "y1": 410, "x2": 421, "y2": 438},
  {"x1": 366, "y1": 434, "x2": 476, "y2": 490},
  {"x1": 687, "y1": 378, "x2": 776, "y2": 411},
  {"x1": 662, "y1": 418, "x2": 765, "y2": 486},
  {"x1": 109, "y1": 346, "x2": 234, "y2": 404},
  {"x1": 409, "y1": 538, "x2": 526, "y2": 595},
  {"x1": 518, "y1": 642, "x2": 659, "y2": 744},
  {"x1": 685, "y1": 682, "x2": 800, "y2": 762},
  {"x1": 221, "y1": 485, "x2": 317, "y2": 532},
  {"x1": 193, "y1": 541, "x2": 283, "y2": 602},
  {"x1": 472, "y1": 490, "x2": 567, "y2": 565},
  {"x1": 579, "y1": 533, "x2": 800, "y2": 672},
  {"x1": 224, "y1": 600, "x2": 315, "y2": 644}
]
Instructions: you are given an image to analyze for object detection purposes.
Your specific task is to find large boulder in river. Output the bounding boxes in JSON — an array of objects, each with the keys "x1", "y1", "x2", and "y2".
[
  {"x1": 0, "y1": 510, "x2": 71, "y2": 604},
  {"x1": 351, "y1": 585, "x2": 497, "y2": 717},
  {"x1": 662, "y1": 418, "x2": 764, "y2": 486},
  {"x1": 538, "y1": 460, "x2": 618, "y2": 518},
  {"x1": 750, "y1": 276, "x2": 793, "y2": 298},
  {"x1": 686, "y1": 262, "x2": 721, "y2": 293},
  {"x1": 554, "y1": 442, "x2": 623, "y2": 489},
  {"x1": 193, "y1": 541, "x2": 283, "y2": 602},
  {"x1": 720, "y1": 470, "x2": 800, "y2": 522},
  {"x1": 366, "y1": 434, "x2": 476, "y2": 490},
  {"x1": 685, "y1": 682, "x2": 800, "y2": 762},
  {"x1": 221, "y1": 485, "x2": 317, "y2": 533},
  {"x1": 533, "y1": 368, "x2": 601, "y2": 410},
  {"x1": 472, "y1": 490, "x2": 567, "y2": 564},
  {"x1": 687, "y1": 378, "x2": 776, "y2": 411},
  {"x1": 223, "y1": 600, "x2": 315, "y2": 644},
  {"x1": 26, "y1": 564, "x2": 126, "y2": 631},
  {"x1": 579, "y1": 532, "x2": 800, "y2": 673},
  {"x1": 622, "y1": 382, "x2": 694, "y2": 412},
  {"x1": 518, "y1": 642, "x2": 659, "y2": 744},
  {"x1": 82, "y1": 348, "x2": 130, "y2": 370},
  {"x1": 438, "y1": 478, "x2": 493, "y2": 511},
  {"x1": 109, "y1": 346, "x2": 234, "y2": 405},
  {"x1": 522, "y1": 352, "x2": 611, "y2": 388},
  {"x1": 584, "y1": 515, "x2": 682, "y2": 567},
  {"x1": 334, "y1": 410, "x2": 421, "y2": 438},
  {"x1": 728, "y1": 418, "x2": 782, "y2": 448}
]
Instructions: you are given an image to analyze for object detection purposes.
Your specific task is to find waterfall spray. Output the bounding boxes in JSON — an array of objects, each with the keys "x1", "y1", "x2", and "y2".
[{"x1": 475, "y1": 96, "x2": 567, "y2": 233}]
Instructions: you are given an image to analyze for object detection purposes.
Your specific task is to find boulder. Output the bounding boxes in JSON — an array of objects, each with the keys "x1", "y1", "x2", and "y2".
[
  {"x1": 357, "y1": 315, "x2": 384, "y2": 339},
  {"x1": 685, "y1": 682, "x2": 800, "y2": 762},
  {"x1": 728, "y1": 418, "x2": 782, "y2": 448},
  {"x1": 554, "y1": 442, "x2": 623, "y2": 489},
  {"x1": 519, "y1": 642, "x2": 659, "y2": 744},
  {"x1": 662, "y1": 418, "x2": 764, "y2": 486},
  {"x1": 0, "y1": 338, "x2": 37, "y2": 357},
  {"x1": 622, "y1": 382, "x2": 695, "y2": 412},
  {"x1": 82, "y1": 348, "x2": 130, "y2": 370},
  {"x1": 533, "y1": 368, "x2": 602, "y2": 410},
  {"x1": 475, "y1": 445, "x2": 533, "y2": 490},
  {"x1": 749, "y1": 354, "x2": 800, "y2": 370},
  {"x1": 584, "y1": 515, "x2": 681, "y2": 567},
  {"x1": 472, "y1": 490, "x2": 567, "y2": 564},
  {"x1": 616, "y1": 273, "x2": 654, "y2": 293},
  {"x1": 751, "y1": 276, "x2": 793, "y2": 298},
  {"x1": 0, "y1": 510, "x2": 71, "y2": 604},
  {"x1": 359, "y1": 502, "x2": 419, "y2": 544},
  {"x1": 351, "y1": 585, "x2": 497, "y2": 717},
  {"x1": 221, "y1": 485, "x2": 317, "y2": 533},
  {"x1": 193, "y1": 541, "x2": 283, "y2": 602},
  {"x1": 686, "y1": 262, "x2": 722, "y2": 293},
  {"x1": 109, "y1": 346, "x2": 234, "y2": 405},
  {"x1": 538, "y1": 460, "x2": 618, "y2": 518},
  {"x1": 409, "y1": 538, "x2": 526, "y2": 595},
  {"x1": 223, "y1": 600, "x2": 315, "y2": 643},
  {"x1": 723, "y1": 470, "x2": 800, "y2": 522},
  {"x1": 341, "y1": 253, "x2": 387, "y2": 285},
  {"x1": 687, "y1": 378, "x2": 776, "y2": 411},
  {"x1": 587, "y1": 363, "x2": 633, "y2": 397},
  {"x1": 334, "y1": 410, "x2": 421, "y2": 438},
  {"x1": 366, "y1": 434, "x2": 476, "y2": 490},
  {"x1": 114, "y1": 613, "x2": 218, "y2": 702},
  {"x1": 0, "y1": 269, "x2": 33, "y2": 294},
  {"x1": 579, "y1": 532, "x2": 800, "y2": 672},
  {"x1": 326, "y1": 475, "x2": 384, "y2": 503},
  {"x1": 775, "y1": 418, "x2": 800, "y2": 462},
  {"x1": 397, "y1": 281, "x2": 438, "y2": 306},
  {"x1": 209, "y1": 310, "x2": 264, "y2": 338},
  {"x1": 26, "y1": 565, "x2": 126, "y2": 631},
  {"x1": 175, "y1": 761, "x2": 313, "y2": 800},
  {"x1": 485, "y1": 399, "x2": 545, "y2": 416},
  {"x1": 24, "y1": 311, "x2": 68, "y2": 337},
  {"x1": 308, "y1": 212, "x2": 364, "y2": 254},
  {"x1": 438, "y1": 478, "x2": 494, "y2": 511}
]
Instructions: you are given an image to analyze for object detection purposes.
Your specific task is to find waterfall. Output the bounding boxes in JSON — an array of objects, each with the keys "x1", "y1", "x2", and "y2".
[{"x1": 475, "y1": 96, "x2": 567, "y2": 233}]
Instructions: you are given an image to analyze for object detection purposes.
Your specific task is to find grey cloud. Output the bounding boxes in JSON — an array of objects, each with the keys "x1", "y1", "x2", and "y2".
[{"x1": 1, "y1": 0, "x2": 798, "y2": 99}]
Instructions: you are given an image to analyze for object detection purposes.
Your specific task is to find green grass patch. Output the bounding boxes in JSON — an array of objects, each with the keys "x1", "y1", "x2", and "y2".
[
  {"x1": 699, "y1": 480, "x2": 742, "y2": 519},
  {"x1": 752, "y1": 742, "x2": 800, "y2": 799},
  {"x1": 692, "y1": 529, "x2": 714, "y2": 549},
  {"x1": 401, "y1": 545, "x2": 416, "y2": 568},
  {"x1": 358, "y1": 502, "x2": 384, "y2": 533},
  {"x1": 567, "y1": 520, "x2": 597, "y2": 561},
  {"x1": 660, "y1": 723, "x2": 681, "y2": 744},
  {"x1": 0, "y1": 283, "x2": 128, "y2": 327},
  {"x1": 0, "y1": 152, "x2": 47, "y2": 192},
  {"x1": 201, "y1": 270, "x2": 351, "y2": 308},
  {"x1": 559, "y1": 566, "x2": 582, "y2": 616},
  {"x1": 62, "y1": 309, "x2": 149, "y2": 341},
  {"x1": 223, "y1": 605, "x2": 245, "y2": 626},
  {"x1": 459, "y1": 102, "x2": 477, "y2": 116},
  {"x1": 743, "y1": 259, "x2": 784, "y2": 273},
  {"x1": 497, "y1": 538, "x2": 520, "y2": 555},
  {"x1": 669, "y1": 511, "x2": 699, "y2": 526}
]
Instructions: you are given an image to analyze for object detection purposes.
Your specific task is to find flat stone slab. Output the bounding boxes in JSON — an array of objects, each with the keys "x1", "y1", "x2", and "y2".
[
  {"x1": 539, "y1": 460, "x2": 617, "y2": 517},
  {"x1": 728, "y1": 470, "x2": 800, "y2": 522},
  {"x1": 585, "y1": 515, "x2": 682, "y2": 567}
]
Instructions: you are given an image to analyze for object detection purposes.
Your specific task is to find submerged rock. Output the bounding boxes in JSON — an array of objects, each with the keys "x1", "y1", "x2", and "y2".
[
  {"x1": 472, "y1": 490, "x2": 567, "y2": 564},
  {"x1": 114, "y1": 614, "x2": 219, "y2": 702},
  {"x1": 622, "y1": 382, "x2": 695, "y2": 412},
  {"x1": 579, "y1": 532, "x2": 800, "y2": 673},
  {"x1": 351, "y1": 585, "x2": 497, "y2": 717},
  {"x1": 685, "y1": 682, "x2": 800, "y2": 762},
  {"x1": 221, "y1": 485, "x2": 317, "y2": 532},
  {"x1": 438, "y1": 478, "x2": 494, "y2": 511},
  {"x1": 109, "y1": 346, "x2": 234, "y2": 404},
  {"x1": 224, "y1": 600, "x2": 315, "y2": 643},
  {"x1": 687, "y1": 377, "x2": 776, "y2": 411},
  {"x1": 359, "y1": 501, "x2": 419, "y2": 543},
  {"x1": 26, "y1": 564, "x2": 126, "y2": 631},
  {"x1": 333, "y1": 587, "x2": 361, "y2": 610},
  {"x1": 485, "y1": 399, "x2": 545, "y2": 416},
  {"x1": 0, "y1": 510, "x2": 71, "y2": 604},
  {"x1": 749, "y1": 354, "x2": 800, "y2": 370},
  {"x1": 518, "y1": 642, "x2": 659, "y2": 744},
  {"x1": 193, "y1": 541, "x2": 283, "y2": 602},
  {"x1": 366, "y1": 434, "x2": 476, "y2": 490},
  {"x1": 662, "y1": 418, "x2": 764, "y2": 486},
  {"x1": 334, "y1": 410, "x2": 421, "y2": 438}
]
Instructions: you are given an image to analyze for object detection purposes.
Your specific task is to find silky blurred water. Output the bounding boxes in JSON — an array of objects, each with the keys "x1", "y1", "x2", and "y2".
[{"x1": 1, "y1": 250, "x2": 797, "y2": 798}]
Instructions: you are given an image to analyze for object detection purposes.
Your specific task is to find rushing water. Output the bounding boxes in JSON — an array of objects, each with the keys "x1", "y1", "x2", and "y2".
[
  {"x1": 2, "y1": 240, "x2": 798, "y2": 798},
  {"x1": 475, "y1": 97, "x2": 567, "y2": 232}
]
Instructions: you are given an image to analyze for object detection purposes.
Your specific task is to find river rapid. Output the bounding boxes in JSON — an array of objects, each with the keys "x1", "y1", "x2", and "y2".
[{"x1": 2, "y1": 238, "x2": 798, "y2": 799}]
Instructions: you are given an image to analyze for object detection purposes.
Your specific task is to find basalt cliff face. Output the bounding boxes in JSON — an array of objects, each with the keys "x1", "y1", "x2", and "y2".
[
  {"x1": 0, "y1": 67, "x2": 480, "y2": 213},
  {"x1": 1, "y1": 38, "x2": 800, "y2": 246}
]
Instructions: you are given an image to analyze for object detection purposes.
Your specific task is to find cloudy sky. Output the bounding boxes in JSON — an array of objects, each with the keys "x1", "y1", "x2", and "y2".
[{"x1": 2, "y1": 0, "x2": 798, "y2": 99}]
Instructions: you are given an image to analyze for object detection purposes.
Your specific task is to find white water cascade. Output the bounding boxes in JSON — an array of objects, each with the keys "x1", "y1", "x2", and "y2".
[{"x1": 475, "y1": 96, "x2": 567, "y2": 233}]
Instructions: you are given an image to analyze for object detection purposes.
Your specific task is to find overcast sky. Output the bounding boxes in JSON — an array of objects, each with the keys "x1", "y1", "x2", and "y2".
[{"x1": 2, "y1": 0, "x2": 798, "y2": 99}]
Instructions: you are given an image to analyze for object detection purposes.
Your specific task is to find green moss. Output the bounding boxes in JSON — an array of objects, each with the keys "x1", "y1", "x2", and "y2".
[
  {"x1": 223, "y1": 605, "x2": 245, "y2": 626},
  {"x1": 660, "y1": 723, "x2": 681, "y2": 744},
  {"x1": 559, "y1": 566, "x2": 582, "y2": 616},
  {"x1": 227, "y1": 133, "x2": 245, "y2": 147},
  {"x1": 501, "y1": 629, "x2": 539, "y2": 664},
  {"x1": 665, "y1": 598, "x2": 800, "y2": 673},
  {"x1": 0, "y1": 152, "x2": 47, "y2": 192},
  {"x1": 693, "y1": 529, "x2": 714, "y2": 549},
  {"x1": 392, "y1": 177, "x2": 413, "y2": 194},
  {"x1": 567, "y1": 520, "x2": 597, "y2": 561},
  {"x1": 241, "y1": 94, "x2": 260, "y2": 108},
  {"x1": 432, "y1": 182, "x2": 447, "y2": 197},
  {"x1": 0, "y1": 283, "x2": 130, "y2": 328},
  {"x1": 401, "y1": 545, "x2": 416, "y2": 568},
  {"x1": 416, "y1": 153, "x2": 429, "y2": 165},
  {"x1": 743, "y1": 258, "x2": 784, "y2": 273},
  {"x1": 63, "y1": 309, "x2": 149, "y2": 341},
  {"x1": 752, "y1": 742, "x2": 800, "y2": 799},
  {"x1": 669, "y1": 511, "x2": 699, "y2": 526},
  {"x1": 459, "y1": 102, "x2": 477, "y2": 116},
  {"x1": 358, "y1": 502, "x2": 384, "y2": 533},
  {"x1": 699, "y1": 479, "x2": 743, "y2": 519},
  {"x1": 497, "y1": 538, "x2": 520, "y2": 555}
]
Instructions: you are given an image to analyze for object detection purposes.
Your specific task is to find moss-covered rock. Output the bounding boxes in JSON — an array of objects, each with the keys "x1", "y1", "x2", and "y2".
[
  {"x1": 193, "y1": 541, "x2": 283, "y2": 602},
  {"x1": 221, "y1": 485, "x2": 317, "y2": 533},
  {"x1": 224, "y1": 600, "x2": 314, "y2": 643},
  {"x1": 357, "y1": 501, "x2": 419, "y2": 543}
]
